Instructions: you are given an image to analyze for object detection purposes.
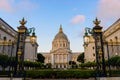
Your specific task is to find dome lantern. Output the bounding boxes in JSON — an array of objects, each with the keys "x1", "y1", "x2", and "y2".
[
  {"x1": 54, "y1": 25, "x2": 68, "y2": 41},
  {"x1": 59, "y1": 24, "x2": 63, "y2": 33}
]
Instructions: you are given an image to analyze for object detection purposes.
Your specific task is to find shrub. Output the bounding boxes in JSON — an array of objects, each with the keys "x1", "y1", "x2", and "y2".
[
  {"x1": 26, "y1": 69, "x2": 96, "y2": 79},
  {"x1": 0, "y1": 54, "x2": 9, "y2": 71}
]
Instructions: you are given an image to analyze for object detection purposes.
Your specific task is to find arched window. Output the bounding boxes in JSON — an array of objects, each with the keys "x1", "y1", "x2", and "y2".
[
  {"x1": 60, "y1": 43, "x2": 62, "y2": 47},
  {"x1": 92, "y1": 47, "x2": 94, "y2": 49},
  {"x1": 63, "y1": 43, "x2": 65, "y2": 47},
  {"x1": 110, "y1": 39, "x2": 113, "y2": 45},
  {"x1": 93, "y1": 53, "x2": 95, "y2": 56},
  {"x1": 109, "y1": 39, "x2": 114, "y2": 56},
  {"x1": 115, "y1": 36, "x2": 118, "y2": 45},
  {"x1": 3, "y1": 36, "x2": 7, "y2": 40},
  {"x1": 115, "y1": 36, "x2": 119, "y2": 55}
]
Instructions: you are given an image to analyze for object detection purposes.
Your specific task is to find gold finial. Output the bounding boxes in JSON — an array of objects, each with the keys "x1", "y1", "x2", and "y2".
[
  {"x1": 19, "y1": 17, "x2": 27, "y2": 26},
  {"x1": 59, "y1": 24, "x2": 63, "y2": 33},
  {"x1": 93, "y1": 17, "x2": 101, "y2": 26}
]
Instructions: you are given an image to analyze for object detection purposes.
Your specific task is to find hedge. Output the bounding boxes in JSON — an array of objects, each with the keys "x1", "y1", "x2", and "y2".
[
  {"x1": 110, "y1": 70, "x2": 120, "y2": 77},
  {"x1": 1, "y1": 70, "x2": 120, "y2": 78},
  {"x1": 26, "y1": 69, "x2": 96, "y2": 79}
]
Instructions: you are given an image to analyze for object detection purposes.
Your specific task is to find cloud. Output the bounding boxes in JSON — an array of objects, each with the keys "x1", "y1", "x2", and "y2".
[
  {"x1": 70, "y1": 15, "x2": 85, "y2": 24},
  {"x1": 15, "y1": 0, "x2": 38, "y2": 11},
  {"x1": 0, "y1": 0, "x2": 38, "y2": 13},
  {"x1": 0, "y1": 0, "x2": 13, "y2": 12},
  {"x1": 97, "y1": 0, "x2": 120, "y2": 22}
]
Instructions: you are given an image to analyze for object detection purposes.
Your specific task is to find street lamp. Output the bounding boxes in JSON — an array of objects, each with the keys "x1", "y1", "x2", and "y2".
[
  {"x1": 83, "y1": 28, "x2": 94, "y2": 49},
  {"x1": 28, "y1": 27, "x2": 36, "y2": 46},
  {"x1": 93, "y1": 18, "x2": 106, "y2": 77},
  {"x1": 83, "y1": 18, "x2": 106, "y2": 77},
  {"x1": 14, "y1": 18, "x2": 27, "y2": 77},
  {"x1": 83, "y1": 28, "x2": 90, "y2": 46},
  {"x1": 14, "y1": 18, "x2": 36, "y2": 78},
  {"x1": 26, "y1": 27, "x2": 36, "y2": 45}
]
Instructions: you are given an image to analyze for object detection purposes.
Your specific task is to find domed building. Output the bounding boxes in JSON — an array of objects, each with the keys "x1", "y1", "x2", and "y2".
[
  {"x1": 42, "y1": 25, "x2": 82, "y2": 68},
  {"x1": 51, "y1": 25, "x2": 70, "y2": 52}
]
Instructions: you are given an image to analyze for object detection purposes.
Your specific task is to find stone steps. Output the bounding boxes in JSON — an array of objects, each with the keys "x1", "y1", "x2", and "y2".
[{"x1": 0, "y1": 78, "x2": 22, "y2": 80}]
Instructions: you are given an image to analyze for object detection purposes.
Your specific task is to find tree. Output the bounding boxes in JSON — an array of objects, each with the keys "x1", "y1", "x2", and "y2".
[
  {"x1": 108, "y1": 55, "x2": 120, "y2": 67},
  {"x1": 69, "y1": 61, "x2": 76, "y2": 65},
  {"x1": 69, "y1": 61, "x2": 77, "y2": 68},
  {"x1": 77, "y1": 52, "x2": 84, "y2": 63},
  {"x1": 46, "y1": 63, "x2": 52, "y2": 68},
  {"x1": 0, "y1": 54, "x2": 9, "y2": 71},
  {"x1": 37, "y1": 53, "x2": 45, "y2": 63}
]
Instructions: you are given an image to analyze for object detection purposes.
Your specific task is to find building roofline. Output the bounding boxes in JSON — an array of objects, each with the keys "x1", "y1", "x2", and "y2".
[
  {"x1": 72, "y1": 52, "x2": 83, "y2": 53},
  {"x1": 104, "y1": 18, "x2": 120, "y2": 32},
  {"x1": 0, "y1": 18, "x2": 17, "y2": 33},
  {"x1": 38, "y1": 52, "x2": 50, "y2": 54}
]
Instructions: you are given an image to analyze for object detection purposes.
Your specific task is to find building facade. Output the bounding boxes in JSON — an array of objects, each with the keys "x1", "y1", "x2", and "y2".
[
  {"x1": 84, "y1": 36, "x2": 95, "y2": 62},
  {"x1": 24, "y1": 36, "x2": 38, "y2": 61},
  {"x1": 0, "y1": 18, "x2": 17, "y2": 57},
  {"x1": 84, "y1": 18, "x2": 120, "y2": 62},
  {"x1": 43, "y1": 25, "x2": 82, "y2": 68},
  {"x1": 0, "y1": 18, "x2": 38, "y2": 62}
]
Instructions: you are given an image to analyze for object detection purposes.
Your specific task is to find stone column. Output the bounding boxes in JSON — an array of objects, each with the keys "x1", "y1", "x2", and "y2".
[
  {"x1": 57, "y1": 54, "x2": 59, "y2": 63},
  {"x1": 51, "y1": 53, "x2": 54, "y2": 68},
  {"x1": 67, "y1": 54, "x2": 70, "y2": 68},
  {"x1": 54, "y1": 54, "x2": 56, "y2": 63},
  {"x1": 62, "y1": 64, "x2": 63, "y2": 68},
  {"x1": 67, "y1": 54, "x2": 69, "y2": 63},
  {"x1": 62, "y1": 54, "x2": 64, "y2": 63},
  {"x1": 58, "y1": 64, "x2": 60, "y2": 68}
]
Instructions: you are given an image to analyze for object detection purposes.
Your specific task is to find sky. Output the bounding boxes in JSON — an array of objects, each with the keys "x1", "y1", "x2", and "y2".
[{"x1": 0, "y1": 0, "x2": 120, "y2": 52}]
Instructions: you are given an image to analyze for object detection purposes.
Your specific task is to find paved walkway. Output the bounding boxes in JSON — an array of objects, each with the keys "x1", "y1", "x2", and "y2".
[
  {"x1": 32, "y1": 78, "x2": 95, "y2": 80},
  {"x1": 0, "y1": 78, "x2": 94, "y2": 80},
  {"x1": 31, "y1": 77, "x2": 120, "y2": 80},
  {"x1": 1, "y1": 77, "x2": 120, "y2": 80},
  {"x1": 0, "y1": 78, "x2": 22, "y2": 80}
]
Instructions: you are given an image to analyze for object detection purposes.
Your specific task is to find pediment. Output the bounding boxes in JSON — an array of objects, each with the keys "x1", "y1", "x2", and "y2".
[{"x1": 51, "y1": 48, "x2": 71, "y2": 54}]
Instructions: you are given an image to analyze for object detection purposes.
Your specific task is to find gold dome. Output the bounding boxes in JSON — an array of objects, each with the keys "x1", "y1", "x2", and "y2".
[{"x1": 54, "y1": 25, "x2": 68, "y2": 41}]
